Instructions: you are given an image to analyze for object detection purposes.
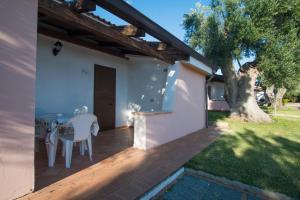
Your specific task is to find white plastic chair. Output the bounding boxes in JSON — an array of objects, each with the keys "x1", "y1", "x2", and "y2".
[
  {"x1": 46, "y1": 121, "x2": 59, "y2": 167},
  {"x1": 73, "y1": 108, "x2": 81, "y2": 116},
  {"x1": 80, "y1": 106, "x2": 88, "y2": 114},
  {"x1": 59, "y1": 114, "x2": 97, "y2": 168}
]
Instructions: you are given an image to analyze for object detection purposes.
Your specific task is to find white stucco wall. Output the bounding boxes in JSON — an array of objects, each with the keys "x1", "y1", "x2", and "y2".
[
  {"x1": 0, "y1": 1, "x2": 37, "y2": 199},
  {"x1": 127, "y1": 56, "x2": 169, "y2": 112},
  {"x1": 36, "y1": 36, "x2": 170, "y2": 127},
  {"x1": 162, "y1": 63, "x2": 180, "y2": 111},
  {"x1": 134, "y1": 62, "x2": 207, "y2": 150},
  {"x1": 36, "y1": 35, "x2": 129, "y2": 127}
]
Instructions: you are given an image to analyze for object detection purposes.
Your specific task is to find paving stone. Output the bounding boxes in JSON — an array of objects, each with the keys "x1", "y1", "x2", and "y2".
[
  {"x1": 23, "y1": 127, "x2": 219, "y2": 200},
  {"x1": 162, "y1": 175, "x2": 245, "y2": 200}
]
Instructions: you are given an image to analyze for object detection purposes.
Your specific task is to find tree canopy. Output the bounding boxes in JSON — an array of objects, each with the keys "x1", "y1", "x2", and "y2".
[
  {"x1": 253, "y1": 0, "x2": 300, "y2": 90},
  {"x1": 183, "y1": 0, "x2": 300, "y2": 121},
  {"x1": 183, "y1": 0, "x2": 299, "y2": 80}
]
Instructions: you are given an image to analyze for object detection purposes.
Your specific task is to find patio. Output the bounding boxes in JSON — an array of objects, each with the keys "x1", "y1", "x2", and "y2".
[
  {"x1": 35, "y1": 127, "x2": 134, "y2": 190},
  {"x1": 22, "y1": 127, "x2": 219, "y2": 200}
]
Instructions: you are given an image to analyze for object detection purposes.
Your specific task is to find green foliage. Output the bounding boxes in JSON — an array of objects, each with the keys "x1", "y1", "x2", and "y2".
[
  {"x1": 255, "y1": 0, "x2": 300, "y2": 89},
  {"x1": 208, "y1": 111, "x2": 230, "y2": 122},
  {"x1": 285, "y1": 83, "x2": 300, "y2": 102},
  {"x1": 183, "y1": 0, "x2": 300, "y2": 89},
  {"x1": 283, "y1": 98, "x2": 289, "y2": 105}
]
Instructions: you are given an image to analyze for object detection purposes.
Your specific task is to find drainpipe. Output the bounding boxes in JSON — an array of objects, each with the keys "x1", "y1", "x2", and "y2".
[{"x1": 205, "y1": 74, "x2": 214, "y2": 128}]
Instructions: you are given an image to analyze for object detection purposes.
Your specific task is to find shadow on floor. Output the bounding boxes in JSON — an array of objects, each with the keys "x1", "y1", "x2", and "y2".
[{"x1": 35, "y1": 127, "x2": 134, "y2": 190}]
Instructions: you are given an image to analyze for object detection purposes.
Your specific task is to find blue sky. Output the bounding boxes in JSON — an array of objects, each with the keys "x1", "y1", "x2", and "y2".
[
  {"x1": 94, "y1": 0, "x2": 251, "y2": 71},
  {"x1": 94, "y1": 0, "x2": 210, "y2": 41}
]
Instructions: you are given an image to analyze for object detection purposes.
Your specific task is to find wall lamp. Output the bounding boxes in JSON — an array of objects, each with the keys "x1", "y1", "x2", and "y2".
[{"x1": 53, "y1": 41, "x2": 63, "y2": 56}]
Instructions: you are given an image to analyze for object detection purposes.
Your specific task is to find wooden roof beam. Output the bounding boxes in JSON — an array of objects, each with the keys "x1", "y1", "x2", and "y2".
[
  {"x1": 72, "y1": 0, "x2": 96, "y2": 13},
  {"x1": 166, "y1": 53, "x2": 189, "y2": 61},
  {"x1": 147, "y1": 42, "x2": 186, "y2": 53},
  {"x1": 114, "y1": 25, "x2": 145, "y2": 37},
  {"x1": 38, "y1": 13, "x2": 50, "y2": 21},
  {"x1": 147, "y1": 42, "x2": 189, "y2": 60},
  {"x1": 93, "y1": 0, "x2": 213, "y2": 66},
  {"x1": 38, "y1": 0, "x2": 175, "y2": 64},
  {"x1": 147, "y1": 42, "x2": 169, "y2": 51},
  {"x1": 68, "y1": 30, "x2": 94, "y2": 37},
  {"x1": 38, "y1": 26, "x2": 128, "y2": 59},
  {"x1": 98, "y1": 41, "x2": 124, "y2": 48}
]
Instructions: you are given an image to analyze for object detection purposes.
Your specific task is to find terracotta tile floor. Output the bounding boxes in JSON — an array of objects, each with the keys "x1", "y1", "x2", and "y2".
[
  {"x1": 22, "y1": 127, "x2": 219, "y2": 200},
  {"x1": 35, "y1": 127, "x2": 134, "y2": 190}
]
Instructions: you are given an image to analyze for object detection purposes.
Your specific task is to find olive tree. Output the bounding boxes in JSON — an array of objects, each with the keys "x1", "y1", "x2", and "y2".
[{"x1": 183, "y1": 0, "x2": 299, "y2": 122}]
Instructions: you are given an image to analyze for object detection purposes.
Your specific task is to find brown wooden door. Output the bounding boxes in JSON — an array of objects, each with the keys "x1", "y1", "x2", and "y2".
[{"x1": 94, "y1": 65, "x2": 116, "y2": 130}]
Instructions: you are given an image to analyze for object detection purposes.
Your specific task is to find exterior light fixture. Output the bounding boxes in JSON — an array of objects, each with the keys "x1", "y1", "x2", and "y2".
[{"x1": 53, "y1": 41, "x2": 63, "y2": 56}]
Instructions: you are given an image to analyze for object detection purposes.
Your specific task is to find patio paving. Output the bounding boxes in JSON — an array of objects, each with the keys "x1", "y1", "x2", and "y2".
[
  {"x1": 21, "y1": 127, "x2": 219, "y2": 200},
  {"x1": 161, "y1": 174, "x2": 262, "y2": 200},
  {"x1": 35, "y1": 127, "x2": 134, "y2": 190}
]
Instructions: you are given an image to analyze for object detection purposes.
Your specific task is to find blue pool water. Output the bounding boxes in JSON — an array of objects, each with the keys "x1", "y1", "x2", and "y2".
[{"x1": 160, "y1": 175, "x2": 262, "y2": 200}]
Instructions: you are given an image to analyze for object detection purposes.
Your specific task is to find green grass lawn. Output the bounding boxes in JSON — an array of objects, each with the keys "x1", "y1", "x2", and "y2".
[
  {"x1": 186, "y1": 108, "x2": 300, "y2": 198},
  {"x1": 262, "y1": 105, "x2": 300, "y2": 116},
  {"x1": 207, "y1": 110, "x2": 230, "y2": 122}
]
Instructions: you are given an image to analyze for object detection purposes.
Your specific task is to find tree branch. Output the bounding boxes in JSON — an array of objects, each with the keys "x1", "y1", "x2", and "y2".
[{"x1": 236, "y1": 58, "x2": 242, "y2": 69}]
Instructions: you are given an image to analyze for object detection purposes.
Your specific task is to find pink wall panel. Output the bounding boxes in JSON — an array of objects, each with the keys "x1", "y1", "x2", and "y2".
[
  {"x1": 208, "y1": 100, "x2": 230, "y2": 111},
  {"x1": 0, "y1": 0, "x2": 38, "y2": 199}
]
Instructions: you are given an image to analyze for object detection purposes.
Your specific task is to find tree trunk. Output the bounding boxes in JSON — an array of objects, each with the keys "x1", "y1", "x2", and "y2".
[
  {"x1": 266, "y1": 86, "x2": 287, "y2": 109},
  {"x1": 274, "y1": 91, "x2": 277, "y2": 116},
  {"x1": 222, "y1": 59, "x2": 238, "y2": 108},
  {"x1": 221, "y1": 61, "x2": 272, "y2": 123}
]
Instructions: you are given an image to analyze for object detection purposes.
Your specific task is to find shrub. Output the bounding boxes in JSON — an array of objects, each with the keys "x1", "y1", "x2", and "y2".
[{"x1": 283, "y1": 98, "x2": 289, "y2": 106}]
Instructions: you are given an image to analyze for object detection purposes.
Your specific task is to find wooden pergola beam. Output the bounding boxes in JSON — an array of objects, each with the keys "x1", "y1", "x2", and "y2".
[
  {"x1": 98, "y1": 41, "x2": 123, "y2": 48},
  {"x1": 72, "y1": 0, "x2": 96, "y2": 13},
  {"x1": 38, "y1": 26, "x2": 128, "y2": 59},
  {"x1": 114, "y1": 25, "x2": 145, "y2": 37},
  {"x1": 147, "y1": 42, "x2": 189, "y2": 58},
  {"x1": 147, "y1": 42, "x2": 168, "y2": 51},
  {"x1": 38, "y1": 0, "x2": 175, "y2": 64},
  {"x1": 93, "y1": 0, "x2": 213, "y2": 66},
  {"x1": 38, "y1": 13, "x2": 49, "y2": 21},
  {"x1": 165, "y1": 53, "x2": 189, "y2": 61},
  {"x1": 68, "y1": 30, "x2": 93, "y2": 37}
]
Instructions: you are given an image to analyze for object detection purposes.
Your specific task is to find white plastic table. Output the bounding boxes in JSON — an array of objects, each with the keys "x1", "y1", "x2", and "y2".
[
  {"x1": 39, "y1": 114, "x2": 99, "y2": 168},
  {"x1": 38, "y1": 113, "x2": 73, "y2": 125}
]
